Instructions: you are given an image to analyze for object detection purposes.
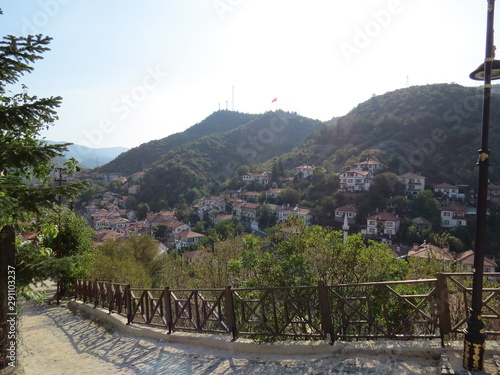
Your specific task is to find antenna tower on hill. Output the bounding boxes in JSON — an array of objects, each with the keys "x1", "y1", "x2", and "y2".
[{"x1": 232, "y1": 86, "x2": 235, "y2": 111}]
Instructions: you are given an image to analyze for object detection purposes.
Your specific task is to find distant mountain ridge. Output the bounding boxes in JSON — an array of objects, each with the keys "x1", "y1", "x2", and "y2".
[
  {"x1": 270, "y1": 83, "x2": 500, "y2": 187},
  {"x1": 46, "y1": 141, "x2": 128, "y2": 168},
  {"x1": 92, "y1": 83, "x2": 500, "y2": 211},
  {"x1": 97, "y1": 111, "x2": 258, "y2": 175},
  {"x1": 127, "y1": 110, "x2": 324, "y2": 208}
]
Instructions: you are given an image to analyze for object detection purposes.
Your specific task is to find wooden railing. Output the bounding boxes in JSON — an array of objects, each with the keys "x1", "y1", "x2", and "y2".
[{"x1": 74, "y1": 273, "x2": 500, "y2": 345}]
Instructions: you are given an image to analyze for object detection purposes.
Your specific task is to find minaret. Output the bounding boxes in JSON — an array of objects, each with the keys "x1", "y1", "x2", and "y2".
[{"x1": 342, "y1": 213, "x2": 350, "y2": 243}]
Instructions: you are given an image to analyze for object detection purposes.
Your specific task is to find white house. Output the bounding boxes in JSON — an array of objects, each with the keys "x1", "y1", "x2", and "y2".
[
  {"x1": 174, "y1": 230, "x2": 205, "y2": 249},
  {"x1": 277, "y1": 205, "x2": 316, "y2": 224},
  {"x1": 334, "y1": 204, "x2": 359, "y2": 225},
  {"x1": 294, "y1": 165, "x2": 315, "y2": 179},
  {"x1": 433, "y1": 183, "x2": 464, "y2": 199},
  {"x1": 440, "y1": 203, "x2": 467, "y2": 228},
  {"x1": 242, "y1": 172, "x2": 271, "y2": 185},
  {"x1": 364, "y1": 212, "x2": 400, "y2": 238},
  {"x1": 400, "y1": 173, "x2": 426, "y2": 195},
  {"x1": 353, "y1": 160, "x2": 383, "y2": 173},
  {"x1": 339, "y1": 170, "x2": 372, "y2": 192},
  {"x1": 108, "y1": 217, "x2": 131, "y2": 231}
]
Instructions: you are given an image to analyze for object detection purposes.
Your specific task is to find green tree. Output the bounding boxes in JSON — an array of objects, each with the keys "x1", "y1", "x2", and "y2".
[
  {"x1": 0, "y1": 34, "x2": 86, "y2": 227},
  {"x1": 153, "y1": 223, "x2": 168, "y2": 239},
  {"x1": 136, "y1": 202, "x2": 150, "y2": 221},
  {"x1": 0, "y1": 27, "x2": 88, "y2": 290},
  {"x1": 410, "y1": 190, "x2": 441, "y2": 227},
  {"x1": 258, "y1": 204, "x2": 277, "y2": 229},
  {"x1": 277, "y1": 188, "x2": 301, "y2": 205},
  {"x1": 88, "y1": 235, "x2": 168, "y2": 288}
]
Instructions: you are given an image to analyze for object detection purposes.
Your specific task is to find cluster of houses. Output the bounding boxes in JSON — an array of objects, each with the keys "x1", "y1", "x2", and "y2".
[
  {"x1": 402, "y1": 242, "x2": 497, "y2": 274},
  {"x1": 81, "y1": 159, "x2": 498, "y2": 270},
  {"x1": 84, "y1": 192, "x2": 205, "y2": 252}
]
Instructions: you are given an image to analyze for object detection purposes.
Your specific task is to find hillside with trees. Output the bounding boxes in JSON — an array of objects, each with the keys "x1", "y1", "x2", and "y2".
[
  {"x1": 136, "y1": 111, "x2": 323, "y2": 209},
  {"x1": 97, "y1": 110, "x2": 258, "y2": 175},
  {"x1": 273, "y1": 83, "x2": 500, "y2": 188}
]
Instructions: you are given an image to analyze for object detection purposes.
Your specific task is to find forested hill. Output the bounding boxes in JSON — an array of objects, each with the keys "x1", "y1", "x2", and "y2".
[
  {"x1": 137, "y1": 111, "x2": 323, "y2": 208},
  {"x1": 97, "y1": 111, "x2": 258, "y2": 175},
  {"x1": 272, "y1": 83, "x2": 500, "y2": 187}
]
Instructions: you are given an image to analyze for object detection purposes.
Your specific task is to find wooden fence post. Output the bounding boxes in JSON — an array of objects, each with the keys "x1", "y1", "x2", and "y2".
[
  {"x1": 93, "y1": 279, "x2": 98, "y2": 308},
  {"x1": 318, "y1": 280, "x2": 334, "y2": 344},
  {"x1": 436, "y1": 273, "x2": 451, "y2": 347},
  {"x1": 163, "y1": 287, "x2": 173, "y2": 334},
  {"x1": 107, "y1": 280, "x2": 113, "y2": 314},
  {"x1": 125, "y1": 284, "x2": 133, "y2": 324},
  {"x1": 224, "y1": 286, "x2": 238, "y2": 341}
]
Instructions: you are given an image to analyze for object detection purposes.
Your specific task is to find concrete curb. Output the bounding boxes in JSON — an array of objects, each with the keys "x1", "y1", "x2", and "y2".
[
  {"x1": 67, "y1": 300, "x2": 500, "y2": 373},
  {"x1": 68, "y1": 300, "x2": 446, "y2": 358}
]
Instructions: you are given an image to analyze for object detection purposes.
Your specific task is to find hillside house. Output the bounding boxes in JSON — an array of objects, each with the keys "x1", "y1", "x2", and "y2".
[
  {"x1": 407, "y1": 242, "x2": 454, "y2": 262},
  {"x1": 214, "y1": 214, "x2": 234, "y2": 225},
  {"x1": 334, "y1": 204, "x2": 360, "y2": 225},
  {"x1": 119, "y1": 222, "x2": 148, "y2": 237},
  {"x1": 294, "y1": 165, "x2": 315, "y2": 179},
  {"x1": 181, "y1": 249, "x2": 209, "y2": 263},
  {"x1": 174, "y1": 230, "x2": 205, "y2": 249},
  {"x1": 233, "y1": 202, "x2": 260, "y2": 220},
  {"x1": 239, "y1": 191, "x2": 259, "y2": 202},
  {"x1": 440, "y1": 203, "x2": 467, "y2": 228},
  {"x1": 128, "y1": 185, "x2": 141, "y2": 195},
  {"x1": 278, "y1": 205, "x2": 316, "y2": 224},
  {"x1": 339, "y1": 169, "x2": 372, "y2": 192},
  {"x1": 488, "y1": 183, "x2": 500, "y2": 205},
  {"x1": 108, "y1": 217, "x2": 131, "y2": 231},
  {"x1": 198, "y1": 196, "x2": 225, "y2": 210},
  {"x1": 93, "y1": 218, "x2": 109, "y2": 229},
  {"x1": 93, "y1": 229, "x2": 123, "y2": 244},
  {"x1": 364, "y1": 212, "x2": 400, "y2": 238},
  {"x1": 353, "y1": 160, "x2": 383, "y2": 173},
  {"x1": 265, "y1": 188, "x2": 281, "y2": 199},
  {"x1": 411, "y1": 216, "x2": 433, "y2": 231},
  {"x1": 455, "y1": 250, "x2": 497, "y2": 273},
  {"x1": 400, "y1": 173, "x2": 426, "y2": 195},
  {"x1": 131, "y1": 171, "x2": 146, "y2": 179},
  {"x1": 433, "y1": 183, "x2": 464, "y2": 200},
  {"x1": 242, "y1": 172, "x2": 271, "y2": 185}
]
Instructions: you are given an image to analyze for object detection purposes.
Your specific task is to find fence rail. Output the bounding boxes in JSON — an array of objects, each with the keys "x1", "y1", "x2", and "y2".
[{"x1": 74, "y1": 273, "x2": 500, "y2": 345}]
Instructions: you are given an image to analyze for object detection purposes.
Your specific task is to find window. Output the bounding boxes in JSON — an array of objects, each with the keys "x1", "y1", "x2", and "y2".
[
  {"x1": 386, "y1": 222, "x2": 393, "y2": 227},
  {"x1": 444, "y1": 212, "x2": 450, "y2": 216},
  {"x1": 369, "y1": 220, "x2": 376, "y2": 225}
]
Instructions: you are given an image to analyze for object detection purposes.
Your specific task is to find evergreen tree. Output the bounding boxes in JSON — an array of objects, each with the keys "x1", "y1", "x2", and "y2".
[
  {"x1": 0, "y1": 32, "x2": 86, "y2": 227},
  {"x1": 0, "y1": 15, "x2": 88, "y2": 365}
]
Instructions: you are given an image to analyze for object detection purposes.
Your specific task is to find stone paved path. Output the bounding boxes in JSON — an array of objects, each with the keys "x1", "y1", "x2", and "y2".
[{"x1": 13, "y1": 297, "x2": 442, "y2": 375}]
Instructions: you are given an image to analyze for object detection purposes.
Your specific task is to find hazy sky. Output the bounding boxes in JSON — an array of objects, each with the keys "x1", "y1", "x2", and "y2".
[{"x1": 0, "y1": 1, "x2": 490, "y2": 149}]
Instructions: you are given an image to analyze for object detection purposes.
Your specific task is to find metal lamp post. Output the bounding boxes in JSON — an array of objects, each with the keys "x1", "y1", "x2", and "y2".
[{"x1": 464, "y1": 0, "x2": 500, "y2": 371}]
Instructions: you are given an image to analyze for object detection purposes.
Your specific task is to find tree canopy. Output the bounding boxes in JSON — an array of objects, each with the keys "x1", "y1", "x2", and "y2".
[
  {"x1": 0, "y1": 24, "x2": 89, "y2": 292},
  {"x1": 0, "y1": 33, "x2": 87, "y2": 227}
]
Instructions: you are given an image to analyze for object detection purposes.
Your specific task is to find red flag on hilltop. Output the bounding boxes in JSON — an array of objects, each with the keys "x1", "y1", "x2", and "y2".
[{"x1": 272, "y1": 98, "x2": 277, "y2": 103}]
